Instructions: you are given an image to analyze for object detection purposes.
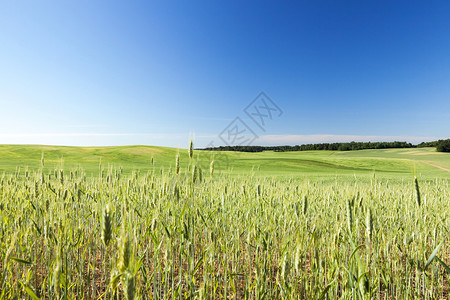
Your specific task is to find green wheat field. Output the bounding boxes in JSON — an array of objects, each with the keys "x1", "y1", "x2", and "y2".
[{"x1": 0, "y1": 144, "x2": 449, "y2": 299}]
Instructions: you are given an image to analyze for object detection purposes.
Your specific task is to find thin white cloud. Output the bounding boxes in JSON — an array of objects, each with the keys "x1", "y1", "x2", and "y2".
[
  {"x1": 0, "y1": 133, "x2": 445, "y2": 147},
  {"x1": 0, "y1": 133, "x2": 185, "y2": 147},
  {"x1": 0, "y1": 133, "x2": 217, "y2": 138},
  {"x1": 64, "y1": 124, "x2": 110, "y2": 129},
  {"x1": 0, "y1": 133, "x2": 182, "y2": 138},
  {"x1": 257, "y1": 134, "x2": 445, "y2": 145},
  {"x1": 0, "y1": 132, "x2": 217, "y2": 147},
  {"x1": 0, "y1": 133, "x2": 116, "y2": 137}
]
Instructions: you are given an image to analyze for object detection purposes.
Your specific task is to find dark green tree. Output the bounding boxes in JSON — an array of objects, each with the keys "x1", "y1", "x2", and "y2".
[{"x1": 436, "y1": 139, "x2": 450, "y2": 152}]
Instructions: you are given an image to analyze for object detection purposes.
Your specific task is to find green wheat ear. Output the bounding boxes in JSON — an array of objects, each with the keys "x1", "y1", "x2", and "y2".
[
  {"x1": 192, "y1": 164, "x2": 198, "y2": 183},
  {"x1": 124, "y1": 271, "x2": 136, "y2": 300},
  {"x1": 53, "y1": 245, "x2": 62, "y2": 299},
  {"x1": 59, "y1": 169, "x2": 64, "y2": 185},
  {"x1": 198, "y1": 167, "x2": 203, "y2": 183},
  {"x1": 102, "y1": 204, "x2": 112, "y2": 246},
  {"x1": 209, "y1": 159, "x2": 214, "y2": 178},
  {"x1": 175, "y1": 154, "x2": 180, "y2": 175},
  {"x1": 347, "y1": 200, "x2": 353, "y2": 232},
  {"x1": 414, "y1": 176, "x2": 421, "y2": 207},
  {"x1": 188, "y1": 140, "x2": 193, "y2": 159},
  {"x1": 303, "y1": 196, "x2": 308, "y2": 215},
  {"x1": 118, "y1": 231, "x2": 131, "y2": 273}
]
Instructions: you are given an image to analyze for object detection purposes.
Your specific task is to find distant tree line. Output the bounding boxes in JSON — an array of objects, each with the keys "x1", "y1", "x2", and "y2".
[
  {"x1": 201, "y1": 139, "x2": 450, "y2": 153},
  {"x1": 417, "y1": 139, "x2": 450, "y2": 152}
]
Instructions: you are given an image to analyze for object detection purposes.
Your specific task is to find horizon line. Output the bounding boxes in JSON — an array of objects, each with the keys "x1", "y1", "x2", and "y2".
[{"x1": 0, "y1": 133, "x2": 447, "y2": 148}]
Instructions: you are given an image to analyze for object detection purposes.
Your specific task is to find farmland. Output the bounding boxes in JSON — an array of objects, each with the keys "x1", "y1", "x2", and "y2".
[
  {"x1": 0, "y1": 145, "x2": 449, "y2": 178},
  {"x1": 0, "y1": 144, "x2": 449, "y2": 299}
]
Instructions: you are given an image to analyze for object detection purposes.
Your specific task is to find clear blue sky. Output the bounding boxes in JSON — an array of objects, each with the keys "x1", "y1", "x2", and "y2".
[{"x1": 1, "y1": 1, "x2": 449, "y2": 147}]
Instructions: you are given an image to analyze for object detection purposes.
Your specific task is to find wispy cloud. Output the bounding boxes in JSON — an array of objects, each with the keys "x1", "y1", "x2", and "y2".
[
  {"x1": 0, "y1": 133, "x2": 186, "y2": 138},
  {"x1": 256, "y1": 134, "x2": 445, "y2": 145},
  {"x1": 0, "y1": 133, "x2": 445, "y2": 147},
  {"x1": 64, "y1": 124, "x2": 110, "y2": 129},
  {"x1": 0, "y1": 132, "x2": 217, "y2": 147},
  {"x1": 0, "y1": 132, "x2": 216, "y2": 138},
  {"x1": 0, "y1": 132, "x2": 185, "y2": 147}
]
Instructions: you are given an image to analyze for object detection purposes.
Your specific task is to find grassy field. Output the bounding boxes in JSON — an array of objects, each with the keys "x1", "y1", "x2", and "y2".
[
  {"x1": 0, "y1": 145, "x2": 449, "y2": 178},
  {"x1": 0, "y1": 144, "x2": 449, "y2": 299}
]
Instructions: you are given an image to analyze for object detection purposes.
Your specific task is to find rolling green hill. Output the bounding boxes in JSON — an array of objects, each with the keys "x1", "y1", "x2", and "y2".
[{"x1": 0, "y1": 144, "x2": 449, "y2": 179}]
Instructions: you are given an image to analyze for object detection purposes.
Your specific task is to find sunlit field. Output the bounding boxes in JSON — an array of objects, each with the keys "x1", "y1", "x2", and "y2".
[{"x1": 0, "y1": 145, "x2": 449, "y2": 299}]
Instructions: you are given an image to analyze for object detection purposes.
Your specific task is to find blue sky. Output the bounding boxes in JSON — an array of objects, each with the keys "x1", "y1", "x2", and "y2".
[{"x1": 0, "y1": 1, "x2": 449, "y2": 147}]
